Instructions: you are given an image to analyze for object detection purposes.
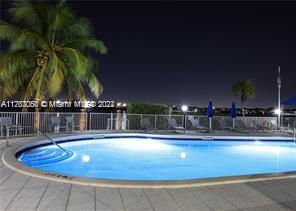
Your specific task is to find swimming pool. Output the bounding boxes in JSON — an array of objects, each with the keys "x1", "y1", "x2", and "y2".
[{"x1": 16, "y1": 134, "x2": 296, "y2": 181}]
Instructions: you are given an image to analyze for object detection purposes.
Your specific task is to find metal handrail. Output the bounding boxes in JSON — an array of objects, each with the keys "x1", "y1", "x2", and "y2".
[{"x1": 5, "y1": 125, "x2": 69, "y2": 155}]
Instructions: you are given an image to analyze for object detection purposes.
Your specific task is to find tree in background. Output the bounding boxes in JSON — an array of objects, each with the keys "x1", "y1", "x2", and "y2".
[
  {"x1": 232, "y1": 80, "x2": 256, "y2": 118},
  {"x1": 127, "y1": 103, "x2": 170, "y2": 114},
  {"x1": 0, "y1": 0, "x2": 107, "y2": 102}
]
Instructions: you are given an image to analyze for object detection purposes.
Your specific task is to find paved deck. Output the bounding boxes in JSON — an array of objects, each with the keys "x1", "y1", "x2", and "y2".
[{"x1": 1, "y1": 134, "x2": 296, "y2": 211}]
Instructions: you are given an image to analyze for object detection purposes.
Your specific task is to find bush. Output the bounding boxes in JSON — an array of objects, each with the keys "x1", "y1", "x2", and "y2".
[{"x1": 127, "y1": 103, "x2": 169, "y2": 114}]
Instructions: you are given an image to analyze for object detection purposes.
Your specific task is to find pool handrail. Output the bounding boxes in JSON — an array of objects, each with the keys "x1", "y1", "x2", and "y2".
[{"x1": 5, "y1": 125, "x2": 69, "y2": 155}]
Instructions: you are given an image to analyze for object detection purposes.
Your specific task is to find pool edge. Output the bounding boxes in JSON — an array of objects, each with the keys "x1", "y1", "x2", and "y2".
[{"x1": 3, "y1": 146, "x2": 296, "y2": 189}]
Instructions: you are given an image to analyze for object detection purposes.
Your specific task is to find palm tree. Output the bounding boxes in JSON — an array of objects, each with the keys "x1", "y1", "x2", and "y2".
[
  {"x1": 0, "y1": 0, "x2": 107, "y2": 102},
  {"x1": 232, "y1": 80, "x2": 256, "y2": 119}
]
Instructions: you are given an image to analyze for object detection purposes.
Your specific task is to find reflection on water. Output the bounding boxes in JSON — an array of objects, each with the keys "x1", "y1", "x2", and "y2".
[{"x1": 18, "y1": 138, "x2": 296, "y2": 180}]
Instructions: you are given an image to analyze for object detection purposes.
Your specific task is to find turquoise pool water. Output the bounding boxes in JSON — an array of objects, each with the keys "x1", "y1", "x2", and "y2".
[{"x1": 18, "y1": 137, "x2": 296, "y2": 180}]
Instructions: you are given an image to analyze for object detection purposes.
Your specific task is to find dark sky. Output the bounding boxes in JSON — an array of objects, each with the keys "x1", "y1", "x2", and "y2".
[{"x1": 1, "y1": 1, "x2": 296, "y2": 107}]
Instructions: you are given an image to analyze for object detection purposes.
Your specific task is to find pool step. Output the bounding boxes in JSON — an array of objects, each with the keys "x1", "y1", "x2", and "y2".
[
  {"x1": 20, "y1": 149, "x2": 56, "y2": 161},
  {"x1": 18, "y1": 148, "x2": 73, "y2": 167}
]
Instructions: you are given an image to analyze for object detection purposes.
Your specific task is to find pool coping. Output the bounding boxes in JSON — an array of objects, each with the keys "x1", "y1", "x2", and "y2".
[
  {"x1": 2, "y1": 133, "x2": 296, "y2": 188},
  {"x1": 13, "y1": 132, "x2": 296, "y2": 153}
]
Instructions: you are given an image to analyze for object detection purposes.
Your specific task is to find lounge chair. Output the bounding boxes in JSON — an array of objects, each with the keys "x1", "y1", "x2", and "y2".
[
  {"x1": 262, "y1": 119, "x2": 277, "y2": 131},
  {"x1": 235, "y1": 119, "x2": 251, "y2": 132},
  {"x1": 236, "y1": 119, "x2": 264, "y2": 132},
  {"x1": 286, "y1": 121, "x2": 296, "y2": 135},
  {"x1": 218, "y1": 119, "x2": 233, "y2": 131},
  {"x1": 168, "y1": 118, "x2": 185, "y2": 133},
  {"x1": 50, "y1": 116, "x2": 67, "y2": 132},
  {"x1": 0, "y1": 117, "x2": 22, "y2": 139},
  {"x1": 250, "y1": 119, "x2": 272, "y2": 132},
  {"x1": 250, "y1": 120, "x2": 265, "y2": 131},
  {"x1": 189, "y1": 118, "x2": 208, "y2": 132},
  {"x1": 292, "y1": 122, "x2": 296, "y2": 135},
  {"x1": 65, "y1": 115, "x2": 80, "y2": 132},
  {"x1": 140, "y1": 118, "x2": 156, "y2": 132}
]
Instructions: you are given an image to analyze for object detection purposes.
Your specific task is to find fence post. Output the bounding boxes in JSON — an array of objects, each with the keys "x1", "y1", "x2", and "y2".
[
  {"x1": 110, "y1": 112, "x2": 113, "y2": 130},
  {"x1": 55, "y1": 112, "x2": 60, "y2": 133},
  {"x1": 6, "y1": 125, "x2": 9, "y2": 146},
  {"x1": 36, "y1": 112, "x2": 40, "y2": 134},
  {"x1": 85, "y1": 112, "x2": 88, "y2": 131},
  {"x1": 15, "y1": 113, "x2": 19, "y2": 136},
  {"x1": 89, "y1": 113, "x2": 92, "y2": 130},
  {"x1": 154, "y1": 115, "x2": 157, "y2": 131},
  {"x1": 33, "y1": 111, "x2": 40, "y2": 134},
  {"x1": 184, "y1": 115, "x2": 186, "y2": 133}
]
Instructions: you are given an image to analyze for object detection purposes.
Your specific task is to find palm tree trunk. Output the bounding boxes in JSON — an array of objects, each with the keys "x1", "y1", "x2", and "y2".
[
  {"x1": 80, "y1": 108, "x2": 86, "y2": 131},
  {"x1": 241, "y1": 101, "x2": 245, "y2": 129},
  {"x1": 34, "y1": 106, "x2": 40, "y2": 130},
  {"x1": 242, "y1": 102, "x2": 245, "y2": 119},
  {"x1": 79, "y1": 100, "x2": 87, "y2": 131}
]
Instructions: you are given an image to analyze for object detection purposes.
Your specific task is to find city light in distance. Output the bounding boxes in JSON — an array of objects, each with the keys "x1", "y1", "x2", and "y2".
[
  {"x1": 181, "y1": 105, "x2": 188, "y2": 112},
  {"x1": 274, "y1": 108, "x2": 281, "y2": 115}
]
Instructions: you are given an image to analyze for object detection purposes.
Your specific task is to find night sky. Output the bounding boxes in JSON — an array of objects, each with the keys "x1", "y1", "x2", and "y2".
[{"x1": 1, "y1": 1, "x2": 296, "y2": 107}]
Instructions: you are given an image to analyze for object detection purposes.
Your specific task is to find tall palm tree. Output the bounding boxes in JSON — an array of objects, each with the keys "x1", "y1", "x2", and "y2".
[
  {"x1": 0, "y1": 0, "x2": 107, "y2": 102},
  {"x1": 232, "y1": 80, "x2": 256, "y2": 118}
]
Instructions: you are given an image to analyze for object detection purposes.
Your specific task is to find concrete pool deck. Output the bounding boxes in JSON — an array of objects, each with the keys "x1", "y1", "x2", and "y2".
[{"x1": 1, "y1": 131, "x2": 296, "y2": 210}]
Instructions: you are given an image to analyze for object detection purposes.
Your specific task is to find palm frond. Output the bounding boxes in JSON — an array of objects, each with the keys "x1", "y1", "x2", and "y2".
[
  {"x1": 0, "y1": 50, "x2": 35, "y2": 79},
  {"x1": 64, "y1": 38, "x2": 108, "y2": 55},
  {"x1": 64, "y1": 17, "x2": 92, "y2": 40},
  {"x1": 57, "y1": 47, "x2": 88, "y2": 78},
  {"x1": 47, "y1": 53, "x2": 64, "y2": 97},
  {"x1": 0, "y1": 21, "x2": 48, "y2": 50},
  {"x1": 1, "y1": 0, "x2": 107, "y2": 101},
  {"x1": 87, "y1": 72, "x2": 103, "y2": 97},
  {"x1": 0, "y1": 20, "x2": 19, "y2": 41},
  {"x1": 9, "y1": 1, "x2": 47, "y2": 34}
]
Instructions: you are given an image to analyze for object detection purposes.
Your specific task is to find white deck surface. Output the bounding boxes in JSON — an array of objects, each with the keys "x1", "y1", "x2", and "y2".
[{"x1": 1, "y1": 133, "x2": 296, "y2": 211}]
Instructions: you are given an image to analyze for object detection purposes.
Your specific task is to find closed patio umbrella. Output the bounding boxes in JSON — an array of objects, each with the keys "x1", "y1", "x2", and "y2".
[
  {"x1": 281, "y1": 96, "x2": 296, "y2": 106},
  {"x1": 207, "y1": 100, "x2": 213, "y2": 131},
  {"x1": 231, "y1": 102, "x2": 237, "y2": 129}
]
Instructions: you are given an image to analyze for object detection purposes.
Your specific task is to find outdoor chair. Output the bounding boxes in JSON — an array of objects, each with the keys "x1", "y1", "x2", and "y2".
[
  {"x1": 50, "y1": 116, "x2": 68, "y2": 133},
  {"x1": 168, "y1": 118, "x2": 185, "y2": 133},
  {"x1": 236, "y1": 119, "x2": 265, "y2": 132},
  {"x1": 140, "y1": 118, "x2": 156, "y2": 132},
  {"x1": 250, "y1": 120, "x2": 265, "y2": 131},
  {"x1": 218, "y1": 119, "x2": 233, "y2": 131},
  {"x1": 262, "y1": 119, "x2": 277, "y2": 131},
  {"x1": 107, "y1": 116, "x2": 129, "y2": 130},
  {"x1": 189, "y1": 118, "x2": 208, "y2": 132},
  {"x1": 293, "y1": 121, "x2": 296, "y2": 133},
  {"x1": 287, "y1": 121, "x2": 296, "y2": 135},
  {"x1": 65, "y1": 115, "x2": 81, "y2": 132},
  {"x1": 0, "y1": 117, "x2": 22, "y2": 137},
  {"x1": 235, "y1": 119, "x2": 251, "y2": 132}
]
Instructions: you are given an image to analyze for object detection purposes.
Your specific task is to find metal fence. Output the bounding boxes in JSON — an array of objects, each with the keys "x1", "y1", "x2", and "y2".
[
  {"x1": 1, "y1": 112, "x2": 295, "y2": 138},
  {"x1": 88, "y1": 113, "x2": 290, "y2": 132},
  {"x1": 0, "y1": 112, "x2": 87, "y2": 137}
]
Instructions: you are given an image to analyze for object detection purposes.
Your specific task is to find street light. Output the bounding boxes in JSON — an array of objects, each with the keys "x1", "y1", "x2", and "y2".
[
  {"x1": 181, "y1": 105, "x2": 188, "y2": 112},
  {"x1": 277, "y1": 66, "x2": 281, "y2": 129},
  {"x1": 181, "y1": 105, "x2": 188, "y2": 133},
  {"x1": 274, "y1": 108, "x2": 281, "y2": 116}
]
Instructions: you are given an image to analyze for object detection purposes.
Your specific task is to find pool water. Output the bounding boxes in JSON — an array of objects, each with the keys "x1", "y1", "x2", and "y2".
[{"x1": 18, "y1": 138, "x2": 296, "y2": 180}]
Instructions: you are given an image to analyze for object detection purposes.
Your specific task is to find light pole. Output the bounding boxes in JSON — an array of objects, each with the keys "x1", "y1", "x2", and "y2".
[
  {"x1": 181, "y1": 105, "x2": 188, "y2": 132},
  {"x1": 277, "y1": 66, "x2": 281, "y2": 129}
]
